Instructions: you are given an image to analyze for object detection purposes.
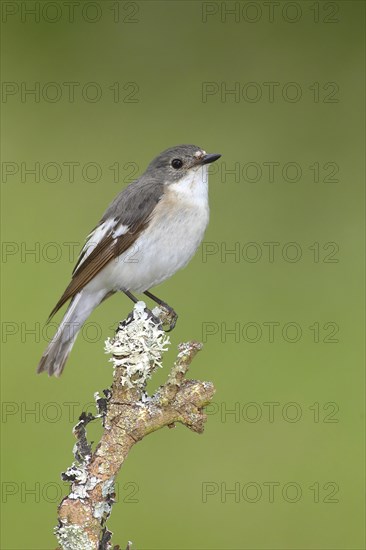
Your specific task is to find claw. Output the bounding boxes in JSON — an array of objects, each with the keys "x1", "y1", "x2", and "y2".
[{"x1": 152, "y1": 304, "x2": 178, "y2": 332}]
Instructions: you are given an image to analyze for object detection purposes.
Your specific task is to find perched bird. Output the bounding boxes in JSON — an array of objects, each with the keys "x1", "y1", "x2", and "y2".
[{"x1": 37, "y1": 144, "x2": 221, "y2": 376}]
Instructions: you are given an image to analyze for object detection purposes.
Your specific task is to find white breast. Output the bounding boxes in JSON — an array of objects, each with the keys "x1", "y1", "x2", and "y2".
[{"x1": 87, "y1": 165, "x2": 210, "y2": 294}]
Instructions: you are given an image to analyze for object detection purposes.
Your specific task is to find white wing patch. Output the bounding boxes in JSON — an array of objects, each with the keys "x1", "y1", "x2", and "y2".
[
  {"x1": 112, "y1": 224, "x2": 129, "y2": 238},
  {"x1": 74, "y1": 219, "x2": 128, "y2": 274}
]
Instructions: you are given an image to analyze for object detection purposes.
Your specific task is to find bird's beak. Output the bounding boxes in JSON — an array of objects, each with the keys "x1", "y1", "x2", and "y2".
[{"x1": 200, "y1": 153, "x2": 221, "y2": 165}]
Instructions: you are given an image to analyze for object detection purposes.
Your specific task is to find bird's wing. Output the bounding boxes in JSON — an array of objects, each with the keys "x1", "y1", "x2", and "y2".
[{"x1": 48, "y1": 179, "x2": 164, "y2": 320}]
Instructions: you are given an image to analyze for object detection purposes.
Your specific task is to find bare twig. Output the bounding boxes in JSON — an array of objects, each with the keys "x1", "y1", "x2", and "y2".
[{"x1": 55, "y1": 302, "x2": 215, "y2": 550}]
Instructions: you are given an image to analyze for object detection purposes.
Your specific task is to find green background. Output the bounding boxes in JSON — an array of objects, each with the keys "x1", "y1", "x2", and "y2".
[{"x1": 1, "y1": 1, "x2": 365, "y2": 549}]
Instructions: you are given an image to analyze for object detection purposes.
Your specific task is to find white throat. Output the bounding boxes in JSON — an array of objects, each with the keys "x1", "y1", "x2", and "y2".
[{"x1": 168, "y1": 164, "x2": 209, "y2": 205}]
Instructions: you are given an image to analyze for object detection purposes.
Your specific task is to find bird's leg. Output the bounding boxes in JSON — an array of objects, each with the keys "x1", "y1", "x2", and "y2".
[
  {"x1": 122, "y1": 290, "x2": 161, "y2": 328},
  {"x1": 143, "y1": 290, "x2": 178, "y2": 332},
  {"x1": 123, "y1": 289, "x2": 138, "y2": 304}
]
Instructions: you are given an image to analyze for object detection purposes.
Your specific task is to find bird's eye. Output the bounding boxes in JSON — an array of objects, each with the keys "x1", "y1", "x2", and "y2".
[{"x1": 171, "y1": 158, "x2": 183, "y2": 169}]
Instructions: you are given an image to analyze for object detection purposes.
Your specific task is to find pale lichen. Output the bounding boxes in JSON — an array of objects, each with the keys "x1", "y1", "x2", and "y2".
[
  {"x1": 56, "y1": 524, "x2": 95, "y2": 550},
  {"x1": 93, "y1": 500, "x2": 112, "y2": 519},
  {"x1": 105, "y1": 301, "x2": 170, "y2": 388},
  {"x1": 101, "y1": 477, "x2": 115, "y2": 498},
  {"x1": 63, "y1": 462, "x2": 100, "y2": 500}
]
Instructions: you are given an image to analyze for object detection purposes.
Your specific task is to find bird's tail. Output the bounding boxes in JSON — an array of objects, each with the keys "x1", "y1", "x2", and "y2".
[{"x1": 37, "y1": 290, "x2": 105, "y2": 377}]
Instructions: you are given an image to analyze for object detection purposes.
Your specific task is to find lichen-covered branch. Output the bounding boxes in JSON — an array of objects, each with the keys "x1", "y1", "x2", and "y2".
[{"x1": 55, "y1": 302, "x2": 215, "y2": 550}]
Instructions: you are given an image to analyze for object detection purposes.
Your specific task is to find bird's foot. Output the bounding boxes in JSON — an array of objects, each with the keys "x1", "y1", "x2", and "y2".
[
  {"x1": 151, "y1": 304, "x2": 178, "y2": 332},
  {"x1": 143, "y1": 291, "x2": 178, "y2": 332},
  {"x1": 119, "y1": 297, "x2": 177, "y2": 332}
]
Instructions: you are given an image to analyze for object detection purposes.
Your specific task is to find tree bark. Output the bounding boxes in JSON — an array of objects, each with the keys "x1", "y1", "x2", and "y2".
[{"x1": 55, "y1": 302, "x2": 215, "y2": 550}]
